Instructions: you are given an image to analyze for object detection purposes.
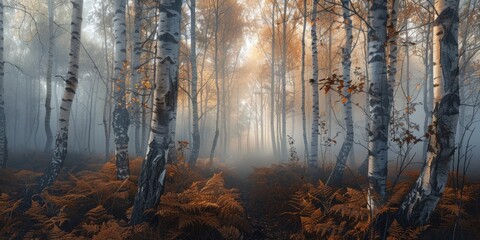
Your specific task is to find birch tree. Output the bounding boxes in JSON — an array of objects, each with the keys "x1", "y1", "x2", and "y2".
[
  {"x1": 35, "y1": 0, "x2": 83, "y2": 192},
  {"x1": 112, "y1": 0, "x2": 130, "y2": 180},
  {"x1": 187, "y1": 0, "x2": 200, "y2": 165},
  {"x1": 397, "y1": 0, "x2": 460, "y2": 227},
  {"x1": 300, "y1": 0, "x2": 309, "y2": 160},
  {"x1": 131, "y1": 0, "x2": 182, "y2": 225},
  {"x1": 131, "y1": 0, "x2": 142, "y2": 157},
  {"x1": 0, "y1": 0, "x2": 6, "y2": 169},
  {"x1": 44, "y1": 0, "x2": 54, "y2": 152},
  {"x1": 387, "y1": 0, "x2": 399, "y2": 115},
  {"x1": 309, "y1": 0, "x2": 319, "y2": 167},
  {"x1": 367, "y1": 0, "x2": 389, "y2": 207},
  {"x1": 209, "y1": 0, "x2": 220, "y2": 165},
  {"x1": 326, "y1": 0, "x2": 353, "y2": 186},
  {"x1": 270, "y1": 0, "x2": 277, "y2": 158},
  {"x1": 280, "y1": 0, "x2": 288, "y2": 159}
]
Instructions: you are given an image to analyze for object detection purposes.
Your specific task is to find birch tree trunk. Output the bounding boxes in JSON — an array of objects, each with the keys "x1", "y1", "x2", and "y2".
[
  {"x1": 44, "y1": 0, "x2": 54, "y2": 152},
  {"x1": 35, "y1": 0, "x2": 83, "y2": 192},
  {"x1": 281, "y1": 0, "x2": 287, "y2": 160},
  {"x1": 101, "y1": 0, "x2": 112, "y2": 162},
  {"x1": 396, "y1": 0, "x2": 460, "y2": 227},
  {"x1": 270, "y1": 0, "x2": 277, "y2": 158},
  {"x1": 423, "y1": 9, "x2": 433, "y2": 160},
  {"x1": 130, "y1": 0, "x2": 182, "y2": 225},
  {"x1": 112, "y1": 0, "x2": 130, "y2": 180},
  {"x1": 326, "y1": 0, "x2": 353, "y2": 186},
  {"x1": 367, "y1": 0, "x2": 389, "y2": 207},
  {"x1": 132, "y1": 0, "x2": 143, "y2": 157},
  {"x1": 309, "y1": 0, "x2": 319, "y2": 167},
  {"x1": 386, "y1": 0, "x2": 399, "y2": 115},
  {"x1": 209, "y1": 2, "x2": 220, "y2": 165},
  {"x1": 187, "y1": 0, "x2": 200, "y2": 165},
  {"x1": 301, "y1": 0, "x2": 309, "y2": 161},
  {"x1": 0, "y1": 0, "x2": 6, "y2": 169}
]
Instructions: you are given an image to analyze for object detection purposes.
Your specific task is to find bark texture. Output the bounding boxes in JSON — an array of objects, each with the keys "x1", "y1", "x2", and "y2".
[
  {"x1": 326, "y1": 0, "x2": 353, "y2": 186},
  {"x1": 300, "y1": 0, "x2": 309, "y2": 160},
  {"x1": 130, "y1": 0, "x2": 182, "y2": 225},
  {"x1": 112, "y1": 0, "x2": 130, "y2": 180},
  {"x1": 44, "y1": 0, "x2": 54, "y2": 152},
  {"x1": 397, "y1": 0, "x2": 460, "y2": 227},
  {"x1": 36, "y1": 0, "x2": 83, "y2": 192},
  {"x1": 386, "y1": 0, "x2": 399, "y2": 114},
  {"x1": 132, "y1": 0, "x2": 143, "y2": 157},
  {"x1": 187, "y1": 0, "x2": 200, "y2": 165},
  {"x1": 309, "y1": 0, "x2": 319, "y2": 167},
  {"x1": 367, "y1": 0, "x2": 389, "y2": 208}
]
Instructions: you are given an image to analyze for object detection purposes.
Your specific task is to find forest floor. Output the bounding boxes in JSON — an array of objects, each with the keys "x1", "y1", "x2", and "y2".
[{"x1": 1, "y1": 151, "x2": 480, "y2": 239}]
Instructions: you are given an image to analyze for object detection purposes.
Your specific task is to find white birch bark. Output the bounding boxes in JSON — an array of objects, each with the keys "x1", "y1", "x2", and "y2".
[
  {"x1": 0, "y1": 0, "x2": 6, "y2": 169},
  {"x1": 300, "y1": 0, "x2": 309, "y2": 162},
  {"x1": 397, "y1": 0, "x2": 460, "y2": 227},
  {"x1": 132, "y1": 0, "x2": 142, "y2": 157},
  {"x1": 386, "y1": 0, "x2": 399, "y2": 114},
  {"x1": 131, "y1": 0, "x2": 182, "y2": 225},
  {"x1": 326, "y1": 0, "x2": 353, "y2": 186},
  {"x1": 36, "y1": 0, "x2": 83, "y2": 191},
  {"x1": 112, "y1": 0, "x2": 130, "y2": 180},
  {"x1": 367, "y1": 0, "x2": 389, "y2": 207},
  {"x1": 44, "y1": 0, "x2": 54, "y2": 152},
  {"x1": 187, "y1": 0, "x2": 200, "y2": 165},
  {"x1": 309, "y1": 0, "x2": 319, "y2": 167}
]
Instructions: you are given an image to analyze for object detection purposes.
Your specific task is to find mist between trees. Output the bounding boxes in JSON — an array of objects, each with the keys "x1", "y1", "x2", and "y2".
[{"x1": 0, "y1": 0, "x2": 479, "y2": 238}]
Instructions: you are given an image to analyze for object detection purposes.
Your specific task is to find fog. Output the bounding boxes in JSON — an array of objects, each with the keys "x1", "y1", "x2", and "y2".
[{"x1": 2, "y1": 0, "x2": 480, "y2": 179}]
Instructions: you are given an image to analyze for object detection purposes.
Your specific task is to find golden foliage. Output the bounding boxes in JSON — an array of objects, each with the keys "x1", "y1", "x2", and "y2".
[
  {"x1": 157, "y1": 173, "x2": 250, "y2": 239},
  {"x1": 288, "y1": 181, "x2": 428, "y2": 239},
  {"x1": 0, "y1": 158, "x2": 252, "y2": 239},
  {"x1": 2, "y1": 156, "x2": 480, "y2": 239}
]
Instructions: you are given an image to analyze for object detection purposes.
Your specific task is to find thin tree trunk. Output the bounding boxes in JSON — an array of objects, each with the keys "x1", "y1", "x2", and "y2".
[
  {"x1": 87, "y1": 77, "x2": 95, "y2": 152},
  {"x1": 0, "y1": 0, "x2": 6, "y2": 169},
  {"x1": 35, "y1": 0, "x2": 83, "y2": 192},
  {"x1": 187, "y1": 0, "x2": 200, "y2": 165},
  {"x1": 132, "y1": 0, "x2": 143, "y2": 157},
  {"x1": 281, "y1": 0, "x2": 287, "y2": 160},
  {"x1": 387, "y1": 0, "x2": 399, "y2": 117},
  {"x1": 102, "y1": 0, "x2": 112, "y2": 162},
  {"x1": 326, "y1": 0, "x2": 353, "y2": 186},
  {"x1": 112, "y1": 0, "x2": 130, "y2": 179},
  {"x1": 309, "y1": 0, "x2": 319, "y2": 167},
  {"x1": 44, "y1": 0, "x2": 54, "y2": 152},
  {"x1": 221, "y1": 49, "x2": 227, "y2": 160},
  {"x1": 422, "y1": 9, "x2": 432, "y2": 160},
  {"x1": 270, "y1": 0, "x2": 277, "y2": 158},
  {"x1": 301, "y1": 0, "x2": 309, "y2": 161},
  {"x1": 367, "y1": 0, "x2": 389, "y2": 208},
  {"x1": 131, "y1": 0, "x2": 182, "y2": 225},
  {"x1": 396, "y1": 0, "x2": 460, "y2": 227},
  {"x1": 209, "y1": 2, "x2": 220, "y2": 165}
]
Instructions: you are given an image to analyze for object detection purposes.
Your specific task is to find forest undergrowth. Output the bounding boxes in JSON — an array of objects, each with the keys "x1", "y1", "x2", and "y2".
[{"x1": 1, "y1": 151, "x2": 479, "y2": 239}]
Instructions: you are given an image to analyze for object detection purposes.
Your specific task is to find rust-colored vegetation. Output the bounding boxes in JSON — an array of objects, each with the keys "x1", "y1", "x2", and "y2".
[{"x1": 1, "y1": 154, "x2": 479, "y2": 239}]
